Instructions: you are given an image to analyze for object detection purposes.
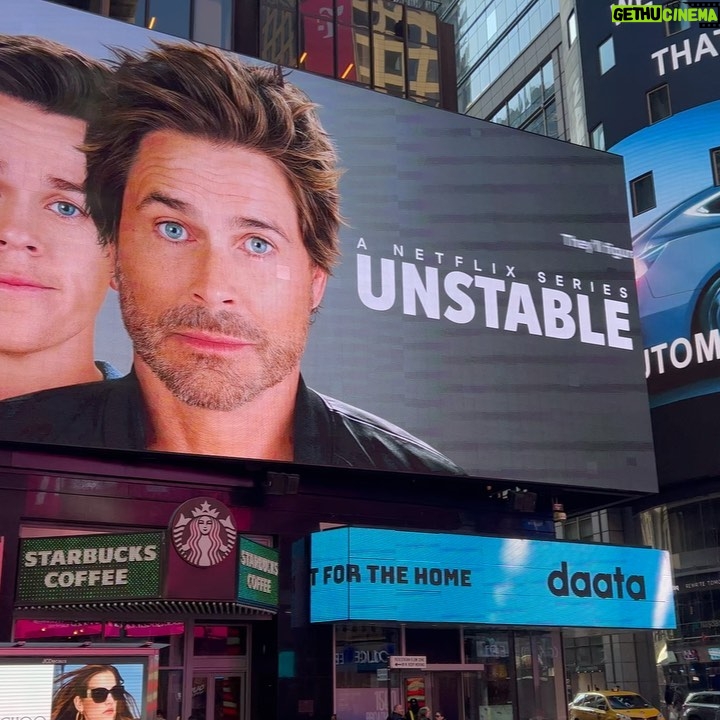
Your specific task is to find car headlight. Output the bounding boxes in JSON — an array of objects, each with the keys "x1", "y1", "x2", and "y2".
[
  {"x1": 616, "y1": 713, "x2": 632, "y2": 720},
  {"x1": 634, "y1": 243, "x2": 667, "y2": 279}
]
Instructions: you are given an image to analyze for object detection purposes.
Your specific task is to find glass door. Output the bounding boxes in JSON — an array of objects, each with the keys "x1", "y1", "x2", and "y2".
[
  {"x1": 190, "y1": 672, "x2": 246, "y2": 720},
  {"x1": 398, "y1": 672, "x2": 462, "y2": 719}
]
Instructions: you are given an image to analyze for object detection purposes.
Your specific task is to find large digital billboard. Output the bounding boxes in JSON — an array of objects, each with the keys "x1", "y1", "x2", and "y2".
[
  {"x1": 309, "y1": 527, "x2": 676, "y2": 629},
  {"x1": 611, "y1": 99, "x2": 720, "y2": 483},
  {"x1": 0, "y1": 0, "x2": 655, "y2": 491}
]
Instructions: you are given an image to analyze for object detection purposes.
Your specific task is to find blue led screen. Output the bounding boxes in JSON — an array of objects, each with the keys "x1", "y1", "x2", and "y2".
[{"x1": 309, "y1": 527, "x2": 676, "y2": 629}]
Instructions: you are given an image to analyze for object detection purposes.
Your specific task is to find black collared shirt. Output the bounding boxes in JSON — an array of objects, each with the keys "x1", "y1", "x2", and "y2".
[{"x1": 0, "y1": 372, "x2": 463, "y2": 475}]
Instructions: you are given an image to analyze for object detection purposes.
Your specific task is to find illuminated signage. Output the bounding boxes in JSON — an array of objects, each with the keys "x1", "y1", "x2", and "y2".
[
  {"x1": 16, "y1": 532, "x2": 163, "y2": 603},
  {"x1": 309, "y1": 527, "x2": 676, "y2": 629},
  {"x1": 237, "y1": 537, "x2": 279, "y2": 609},
  {"x1": 0, "y1": 0, "x2": 655, "y2": 492}
]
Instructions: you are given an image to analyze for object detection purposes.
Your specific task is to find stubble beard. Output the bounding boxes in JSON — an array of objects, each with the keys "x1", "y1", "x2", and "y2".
[{"x1": 116, "y1": 270, "x2": 310, "y2": 412}]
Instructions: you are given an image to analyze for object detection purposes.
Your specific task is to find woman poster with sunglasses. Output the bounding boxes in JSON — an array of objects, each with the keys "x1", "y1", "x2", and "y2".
[{"x1": 51, "y1": 664, "x2": 140, "y2": 720}]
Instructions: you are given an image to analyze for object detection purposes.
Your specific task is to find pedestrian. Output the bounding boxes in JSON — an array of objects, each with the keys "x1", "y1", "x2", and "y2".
[
  {"x1": 406, "y1": 699, "x2": 421, "y2": 720},
  {"x1": 389, "y1": 704, "x2": 404, "y2": 720}
]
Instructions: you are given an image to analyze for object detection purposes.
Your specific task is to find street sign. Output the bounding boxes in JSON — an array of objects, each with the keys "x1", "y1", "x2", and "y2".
[{"x1": 389, "y1": 655, "x2": 427, "y2": 669}]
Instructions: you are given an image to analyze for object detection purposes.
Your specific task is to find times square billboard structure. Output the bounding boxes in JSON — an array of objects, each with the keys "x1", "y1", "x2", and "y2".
[
  {"x1": 0, "y1": 0, "x2": 655, "y2": 492},
  {"x1": 577, "y1": 0, "x2": 720, "y2": 484}
]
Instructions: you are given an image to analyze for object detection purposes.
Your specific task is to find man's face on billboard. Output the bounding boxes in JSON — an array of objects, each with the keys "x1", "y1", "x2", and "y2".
[
  {"x1": 0, "y1": 94, "x2": 111, "y2": 355},
  {"x1": 115, "y1": 130, "x2": 327, "y2": 411}
]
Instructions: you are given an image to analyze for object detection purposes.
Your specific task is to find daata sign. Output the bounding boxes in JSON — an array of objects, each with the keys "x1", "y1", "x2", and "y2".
[
  {"x1": 237, "y1": 537, "x2": 279, "y2": 610},
  {"x1": 310, "y1": 527, "x2": 676, "y2": 629}
]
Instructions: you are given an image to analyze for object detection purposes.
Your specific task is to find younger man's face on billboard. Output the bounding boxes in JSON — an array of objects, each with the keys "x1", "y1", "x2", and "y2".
[
  {"x1": 114, "y1": 130, "x2": 328, "y2": 411},
  {"x1": 0, "y1": 93, "x2": 111, "y2": 355}
]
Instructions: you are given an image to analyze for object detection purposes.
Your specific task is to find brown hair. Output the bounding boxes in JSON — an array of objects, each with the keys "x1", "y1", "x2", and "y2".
[
  {"x1": 85, "y1": 42, "x2": 342, "y2": 272},
  {"x1": 0, "y1": 34, "x2": 109, "y2": 122},
  {"x1": 51, "y1": 664, "x2": 139, "y2": 720}
]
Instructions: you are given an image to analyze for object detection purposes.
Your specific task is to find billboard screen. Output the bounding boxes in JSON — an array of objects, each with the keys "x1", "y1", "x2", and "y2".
[
  {"x1": 0, "y1": 652, "x2": 152, "y2": 720},
  {"x1": 0, "y1": 0, "x2": 655, "y2": 491},
  {"x1": 16, "y1": 532, "x2": 163, "y2": 604},
  {"x1": 309, "y1": 527, "x2": 677, "y2": 629},
  {"x1": 611, "y1": 99, "x2": 720, "y2": 483}
]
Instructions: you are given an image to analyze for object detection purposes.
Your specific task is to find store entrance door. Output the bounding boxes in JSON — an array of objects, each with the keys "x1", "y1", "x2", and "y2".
[
  {"x1": 190, "y1": 671, "x2": 246, "y2": 720},
  {"x1": 400, "y1": 672, "x2": 463, "y2": 720}
]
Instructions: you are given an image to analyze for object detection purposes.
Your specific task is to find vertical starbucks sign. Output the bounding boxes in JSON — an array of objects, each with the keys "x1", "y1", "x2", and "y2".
[
  {"x1": 238, "y1": 537, "x2": 279, "y2": 610},
  {"x1": 16, "y1": 532, "x2": 163, "y2": 603}
]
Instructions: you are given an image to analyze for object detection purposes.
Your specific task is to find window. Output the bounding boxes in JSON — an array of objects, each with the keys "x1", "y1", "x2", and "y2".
[
  {"x1": 491, "y1": 105, "x2": 508, "y2": 125},
  {"x1": 457, "y1": 0, "x2": 560, "y2": 110},
  {"x1": 630, "y1": 172, "x2": 657, "y2": 216},
  {"x1": 567, "y1": 10, "x2": 577, "y2": 46},
  {"x1": 483, "y1": 58, "x2": 557, "y2": 138},
  {"x1": 711, "y1": 147, "x2": 720, "y2": 186},
  {"x1": 384, "y1": 49, "x2": 403, "y2": 75},
  {"x1": 647, "y1": 84, "x2": 671, "y2": 124},
  {"x1": 541, "y1": 59, "x2": 554, "y2": 99},
  {"x1": 193, "y1": 0, "x2": 233, "y2": 48},
  {"x1": 544, "y1": 99, "x2": 558, "y2": 138},
  {"x1": 590, "y1": 123, "x2": 605, "y2": 151},
  {"x1": 598, "y1": 36, "x2": 615, "y2": 74},
  {"x1": 148, "y1": 0, "x2": 191, "y2": 38},
  {"x1": 665, "y1": 0, "x2": 691, "y2": 35},
  {"x1": 407, "y1": 58, "x2": 419, "y2": 81}
]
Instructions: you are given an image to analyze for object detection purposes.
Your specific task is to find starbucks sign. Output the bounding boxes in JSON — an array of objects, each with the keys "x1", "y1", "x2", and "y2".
[{"x1": 237, "y1": 537, "x2": 279, "y2": 609}]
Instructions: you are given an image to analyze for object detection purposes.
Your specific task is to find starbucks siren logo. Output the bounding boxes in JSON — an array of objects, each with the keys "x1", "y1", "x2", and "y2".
[{"x1": 171, "y1": 498, "x2": 237, "y2": 567}]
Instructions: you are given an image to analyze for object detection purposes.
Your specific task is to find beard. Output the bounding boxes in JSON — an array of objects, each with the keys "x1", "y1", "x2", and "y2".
[{"x1": 116, "y1": 271, "x2": 310, "y2": 412}]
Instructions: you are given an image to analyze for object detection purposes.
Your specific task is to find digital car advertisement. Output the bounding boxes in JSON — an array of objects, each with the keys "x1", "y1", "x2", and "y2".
[
  {"x1": 0, "y1": 0, "x2": 655, "y2": 491},
  {"x1": 611, "y1": 99, "x2": 720, "y2": 483}
]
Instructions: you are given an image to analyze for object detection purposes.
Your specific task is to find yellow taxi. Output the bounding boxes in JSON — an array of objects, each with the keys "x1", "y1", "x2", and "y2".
[{"x1": 569, "y1": 691, "x2": 665, "y2": 720}]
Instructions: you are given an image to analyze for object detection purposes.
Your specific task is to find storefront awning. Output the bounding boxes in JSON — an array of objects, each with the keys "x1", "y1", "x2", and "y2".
[{"x1": 14, "y1": 599, "x2": 275, "y2": 619}]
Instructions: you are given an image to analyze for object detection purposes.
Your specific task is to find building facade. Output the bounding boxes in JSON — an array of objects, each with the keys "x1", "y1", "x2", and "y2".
[
  {"x1": 0, "y1": 445, "x2": 673, "y2": 720},
  {"x1": 50, "y1": 0, "x2": 458, "y2": 108}
]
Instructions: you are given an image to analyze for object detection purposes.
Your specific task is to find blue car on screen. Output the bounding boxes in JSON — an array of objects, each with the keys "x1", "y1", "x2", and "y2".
[{"x1": 634, "y1": 186, "x2": 720, "y2": 350}]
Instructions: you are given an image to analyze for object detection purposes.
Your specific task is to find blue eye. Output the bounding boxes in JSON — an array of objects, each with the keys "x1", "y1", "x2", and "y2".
[
  {"x1": 50, "y1": 201, "x2": 83, "y2": 218},
  {"x1": 158, "y1": 221, "x2": 188, "y2": 242},
  {"x1": 245, "y1": 237, "x2": 272, "y2": 255}
]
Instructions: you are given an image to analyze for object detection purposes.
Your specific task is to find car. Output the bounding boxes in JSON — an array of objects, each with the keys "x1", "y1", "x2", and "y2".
[
  {"x1": 680, "y1": 691, "x2": 720, "y2": 720},
  {"x1": 633, "y1": 186, "x2": 720, "y2": 361},
  {"x1": 569, "y1": 690, "x2": 665, "y2": 720}
]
